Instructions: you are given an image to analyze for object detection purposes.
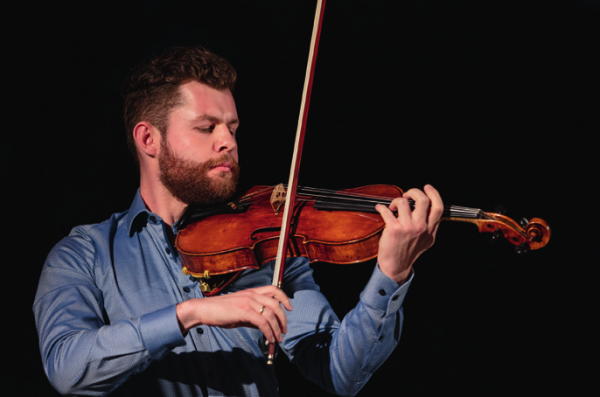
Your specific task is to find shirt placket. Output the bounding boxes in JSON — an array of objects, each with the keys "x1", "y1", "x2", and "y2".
[{"x1": 146, "y1": 215, "x2": 215, "y2": 356}]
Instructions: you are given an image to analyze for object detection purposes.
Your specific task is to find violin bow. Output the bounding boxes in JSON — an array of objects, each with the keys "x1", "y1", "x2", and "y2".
[{"x1": 267, "y1": 0, "x2": 327, "y2": 365}]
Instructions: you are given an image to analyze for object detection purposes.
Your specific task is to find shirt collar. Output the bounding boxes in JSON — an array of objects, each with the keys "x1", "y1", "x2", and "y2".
[
  {"x1": 125, "y1": 189, "x2": 182, "y2": 236},
  {"x1": 126, "y1": 189, "x2": 152, "y2": 236}
]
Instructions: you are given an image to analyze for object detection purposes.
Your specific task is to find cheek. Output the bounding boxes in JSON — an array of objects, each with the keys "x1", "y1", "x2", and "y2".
[{"x1": 179, "y1": 137, "x2": 213, "y2": 161}]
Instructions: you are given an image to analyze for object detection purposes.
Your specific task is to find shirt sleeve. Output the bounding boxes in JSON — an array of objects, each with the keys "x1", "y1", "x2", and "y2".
[
  {"x1": 280, "y1": 258, "x2": 412, "y2": 396},
  {"x1": 32, "y1": 231, "x2": 186, "y2": 396}
]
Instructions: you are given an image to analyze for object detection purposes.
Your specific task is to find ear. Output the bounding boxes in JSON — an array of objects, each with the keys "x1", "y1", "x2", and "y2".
[{"x1": 133, "y1": 121, "x2": 161, "y2": 158}]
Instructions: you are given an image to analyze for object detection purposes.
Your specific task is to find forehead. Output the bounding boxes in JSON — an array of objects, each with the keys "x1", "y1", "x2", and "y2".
[{"x1": 173, "y1": 81, "x2": 238, "y2": 122}]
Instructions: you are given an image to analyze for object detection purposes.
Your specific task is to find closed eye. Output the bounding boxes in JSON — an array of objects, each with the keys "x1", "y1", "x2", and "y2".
[{"x1": 195, "y1": 125, "x2": 215, "y2": 133}]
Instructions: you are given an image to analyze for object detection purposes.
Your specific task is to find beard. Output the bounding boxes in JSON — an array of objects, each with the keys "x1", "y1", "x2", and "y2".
[{"x1": 158, "y1": 142, "x2": 240, "y2": 206}]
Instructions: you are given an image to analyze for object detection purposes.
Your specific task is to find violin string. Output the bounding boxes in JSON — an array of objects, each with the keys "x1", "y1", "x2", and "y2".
[
  {"x1": 294, "y1": 197, "x2": 486, "y2": 219},
  {"x1": 296, "y1": 188, "x2": 483, "y2": 217},
  {"x1": 296, "y1": 187, "x2": 480, "y2": 215},
  {"x1": 298, "y1": 191, "x2": 392, "y2": 206},
  {"x1": 241, "y1": 185, "x2": 488, "y2": 219},
  {"x1": 238, "y1": 187, "x2": 274, "y2": 203},
  {"x1": 297, "y1": 186, "x2": 396, "y2": 203},
  {"x1": 294, "y1": 197, "x2": 382, "y2": 211},
  {"x1": 245, "y1": 185, "x2": 394, "y2": 206},
  {"x1": 295, "y1": 187, "x2": 485, "y2": 218}
]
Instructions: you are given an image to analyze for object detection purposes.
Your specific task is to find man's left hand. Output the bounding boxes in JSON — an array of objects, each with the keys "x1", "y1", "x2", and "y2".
[{"x1": 375, "y1": 184, "x2": 443, "y2": 284}]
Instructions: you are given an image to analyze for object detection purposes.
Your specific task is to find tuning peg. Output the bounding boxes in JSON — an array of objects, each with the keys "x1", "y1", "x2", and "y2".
[
  {"x1": 489, "y1": 229, "x2": 503, "y2": 244},
  {"x1": 515, "y1": 242, "x2": 530, "y2": 255},
  {"x1": 493, "y1": 205, "x2": 507, "y2": 215},
  {"x1": 519, "y1": 217, "x2": 529, "y2": 228}
]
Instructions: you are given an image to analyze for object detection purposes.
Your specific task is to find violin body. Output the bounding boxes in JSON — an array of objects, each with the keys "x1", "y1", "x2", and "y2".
[{"x1": 176, "y1": 185, "x2": 401, "y2": 282}]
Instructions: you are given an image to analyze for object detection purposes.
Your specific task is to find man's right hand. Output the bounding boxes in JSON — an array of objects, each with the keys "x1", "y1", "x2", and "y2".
[{"x1": 176, "y1": 285, "x2": 292, "y2": 344}]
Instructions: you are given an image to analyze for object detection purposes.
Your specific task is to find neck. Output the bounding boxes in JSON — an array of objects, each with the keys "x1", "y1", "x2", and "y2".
[{"x1": 139, "y1": 168, "x2": 187, "y2": 228}]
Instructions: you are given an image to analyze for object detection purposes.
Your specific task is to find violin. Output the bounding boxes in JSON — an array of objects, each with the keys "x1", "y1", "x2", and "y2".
[{"x1": 175, "y1": 183, "x2": 551, "y2": 295}]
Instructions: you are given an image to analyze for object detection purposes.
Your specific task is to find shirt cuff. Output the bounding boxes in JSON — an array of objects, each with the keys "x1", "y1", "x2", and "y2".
[
  {"x1": 359, "y1": 264, "x2": 414, "y2": 315},
  {"x1": 139, "y1": 304, "x2": 186, "y2": 360}
]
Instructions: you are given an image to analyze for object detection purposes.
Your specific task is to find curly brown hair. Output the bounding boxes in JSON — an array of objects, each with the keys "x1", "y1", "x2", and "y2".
[{"x1": 122, "y1": 45, "x2": 237, "y2": 160}]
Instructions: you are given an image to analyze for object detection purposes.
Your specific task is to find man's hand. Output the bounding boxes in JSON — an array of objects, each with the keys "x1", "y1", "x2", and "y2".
[
  {"x1": 375, "y1": 184, "x2": 443, "y2": 284},
  {"x1": 176, "y1": 285, "x2": 292, "y2": 343}
]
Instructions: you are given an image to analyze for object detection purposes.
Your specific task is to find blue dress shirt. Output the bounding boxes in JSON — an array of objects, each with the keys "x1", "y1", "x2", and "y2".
[{"x1": 33, "y1": 190, "x2": 412, "y2": 396}]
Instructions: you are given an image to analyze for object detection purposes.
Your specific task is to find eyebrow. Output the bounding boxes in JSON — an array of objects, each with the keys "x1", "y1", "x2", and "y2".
[{"x1": 195, "y1": 115, "x2": 239, "y2": 125}]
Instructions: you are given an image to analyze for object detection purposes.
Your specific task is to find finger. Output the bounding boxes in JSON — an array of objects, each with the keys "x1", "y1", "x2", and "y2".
[
  {"x1": 252, "y1": 285, "x2": 293, "y2": 311},
  {"x1": 249, "y1": 288, "x2": 289, "y2": 335},
  {"x1": 403, "y1": 188, "x2": 430, "y2": 226},
  {"x1": 237, "y1": 301, "x2": 278, "y2": 343},
  {"x1": 384, "y1": 196, "x2": 413, "y2": 224},
  {"x1": 375, "y1": 202, "x2": 393, "y2": 222},
  {"x1": 254, "y1": 293, "x2": 289, "y2": 342},
  {"x1": 256, "y1": 304, "x2": 285, "y2": 343},
  {"x1": 253, "y1": 312, "x2": 277, "y2": 343},
  {"x1": 424, "y1": 184, "x2": 444, "y2": 233},
  {"x1": 258, "y1": 296, "x2": 288, "y2": 335},
  {"x1": 270, "y1": 287, "x2": 293, "y2": 312}
]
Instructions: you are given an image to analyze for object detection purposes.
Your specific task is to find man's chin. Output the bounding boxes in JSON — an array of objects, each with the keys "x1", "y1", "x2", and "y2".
[{"x1": 209, "y1": 171, "x2": 233, "y2": 179}]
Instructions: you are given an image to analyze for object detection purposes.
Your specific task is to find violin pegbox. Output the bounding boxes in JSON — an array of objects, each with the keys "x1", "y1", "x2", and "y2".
[
  {"x1": 480, "y1": 213, "x2": 551, "y2": 254},
  {"x1": 442, "y1": 205, "x2": 551, "y2": 254}
]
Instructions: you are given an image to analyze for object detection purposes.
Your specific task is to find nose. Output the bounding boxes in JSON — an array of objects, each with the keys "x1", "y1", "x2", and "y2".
[{"x1": 213, "y1": 124, "x2": 237, "y2": 154}]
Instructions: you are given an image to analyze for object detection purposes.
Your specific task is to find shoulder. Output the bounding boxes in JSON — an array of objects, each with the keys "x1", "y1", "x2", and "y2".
[
  {"x1": 67, "y1": 210, "x2": 131, "y2": 246},
  {"x1": 35, "y1": 210, "x2": 131, "y2": 299},
  {"x1": 52, "y1": 189, "x2": 148, "y2": 263},
  {"x1": 55, "y1": 210, "x2": 130, "y2": 262}
]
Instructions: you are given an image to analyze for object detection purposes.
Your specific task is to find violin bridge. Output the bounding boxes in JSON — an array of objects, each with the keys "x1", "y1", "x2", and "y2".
[{"x1": 270, "y1": 184, "x2": 287, "y2": 215}]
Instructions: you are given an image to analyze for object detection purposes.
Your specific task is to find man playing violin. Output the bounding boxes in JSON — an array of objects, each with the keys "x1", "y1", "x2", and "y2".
[{"x1": 34, "y1": 45, "x2": 443, "y2": 396}]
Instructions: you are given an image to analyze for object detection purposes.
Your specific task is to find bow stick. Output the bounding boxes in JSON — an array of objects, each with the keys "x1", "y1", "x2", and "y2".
[{"x1": 267, "y1": 0, "x2": 327, "y2": 365}]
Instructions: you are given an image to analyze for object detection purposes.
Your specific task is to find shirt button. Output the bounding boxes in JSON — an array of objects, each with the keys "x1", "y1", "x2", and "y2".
[
  {"x1": 197, "y1": 328, "x2": 204, "y2": 334},
  {"x1": 392, "y1": 295, "x2": 399, "y2": 301},
  {"x1": 165, "y1": 247, "x2": 171, "y2": 255},
  {"x1": 183, "y1": 286, "x2": 191, "y2": 293},
  {"x1": 379, "y1": 289, "x2": 386, "y2": 296},
  {"x1": 149, "y1": 216, "x2": 156, "y2": 223}
]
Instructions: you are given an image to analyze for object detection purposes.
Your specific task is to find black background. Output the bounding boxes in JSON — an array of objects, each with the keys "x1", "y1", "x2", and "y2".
[{"x1": 14, "y1": 1, "x2": 598, "y2": 396}]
